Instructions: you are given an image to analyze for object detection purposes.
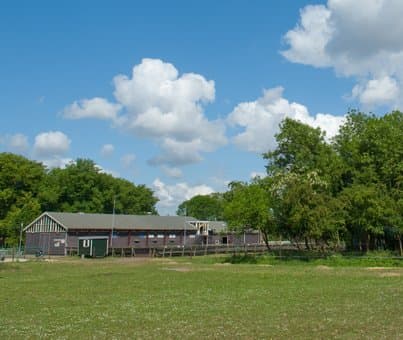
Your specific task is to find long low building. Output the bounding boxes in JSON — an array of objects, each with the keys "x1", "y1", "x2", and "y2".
[{"x1": 24, "y1": 212, "x2": 260, "y2": 256}]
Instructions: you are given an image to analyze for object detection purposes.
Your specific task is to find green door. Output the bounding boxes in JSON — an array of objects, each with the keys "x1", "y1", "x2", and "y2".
[
  {"x1": 79, "y1": 239, "x2": 92, "y2": 256},
  {"x1": 91, "y1": 238, "x2": 108, "y2": 257}
]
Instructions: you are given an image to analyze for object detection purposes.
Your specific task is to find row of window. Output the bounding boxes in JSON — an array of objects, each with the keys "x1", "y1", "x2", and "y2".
[{"x1": 145, "y1": 234, "x2": 196, "y2": 239}]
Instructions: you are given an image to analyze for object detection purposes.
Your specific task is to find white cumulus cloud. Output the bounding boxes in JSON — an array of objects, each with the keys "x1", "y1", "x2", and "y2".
[
  {"x1": 282, "y1": 0, "x2": 403, "y2": 108},
  {"x1": 282, "y1": 5, "x2": 333, "y2": 67},
  {"x1": 62, "y1": 58, "x2": 227, "y2": 167},
  {"x1": 161, "y1": 166, "x2": 183, "y2": 179},
  {"x1": 352, "y1": 76, "x2": 399, "y2": 107},
  {"x1": 120, "y1": 153, "x2": 136, "y2": 168},
  {"x1": 33, "y1": 131, "x2": 72, "y2": 168},
  {"x1": 1, "y1": 133, "x2": 29, "y2": 154},
  {"x1": 42, "y1": 158, "x2": 73, "y2": 169},
  {"x1": 228, "y1": 87, "x2": 345, "y2": 153},
  {"x1": 63, "y1": 97, "x2": 121, "y2": 120},
  {"x1": 250, "y1": 171, "x2": 267, "y2": 180},
  {"x1": 33, "y1": 131, "x2": 71, "y2": 157},
  {"x1": 152, "y1": 178, "x2": 214, "y2": 215},
  {"x1": 100, "y1": 144, "x2": 114, "y2": 157}
]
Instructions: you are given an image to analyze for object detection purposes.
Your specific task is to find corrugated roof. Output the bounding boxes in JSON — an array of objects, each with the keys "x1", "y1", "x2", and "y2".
[{"x1": 46, "y1": 212, "x2": 198, "y2": 231}]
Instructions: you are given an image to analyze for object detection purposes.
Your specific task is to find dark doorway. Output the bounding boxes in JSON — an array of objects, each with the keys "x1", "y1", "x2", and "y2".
[{"x1": 222, "y1": 236, "x2": 228, "y2": 245}]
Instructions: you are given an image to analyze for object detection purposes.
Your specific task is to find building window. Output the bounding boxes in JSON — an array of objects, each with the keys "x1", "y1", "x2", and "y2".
[
  {"x1": 148, "y1": 234, "x2": 155, "y2": 238},
  {"x1": 189, "y1": 235, "x2": 196, "y2": 239},
  {"x1": 157, "y1": 234, "x2": 164, "y2": 238},
  {"x1": 169, "y1": 234, "x2": 176, "y2": 239}
]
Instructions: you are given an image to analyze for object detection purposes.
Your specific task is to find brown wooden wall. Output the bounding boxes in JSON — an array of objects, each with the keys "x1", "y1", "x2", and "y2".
[
  {"x1": 26, "y1": 229, "x2": 261, "y2": 256},
  {"x1": 25, "y1": 232, "x2": 67, "y2": 255}
]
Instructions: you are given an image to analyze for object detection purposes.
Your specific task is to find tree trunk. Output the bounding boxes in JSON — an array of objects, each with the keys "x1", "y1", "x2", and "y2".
[
  {"x1": 261, "y1": 231, "x2": 271, "y2": 251},
  {"x1": 304, "y1": 237, "x2": 310, "y2": 250},
  {"x1": 398, "y1": 235, "x2": 402, "y2": 257}
]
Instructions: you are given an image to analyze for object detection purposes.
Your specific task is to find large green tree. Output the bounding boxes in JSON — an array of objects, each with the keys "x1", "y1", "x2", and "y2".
[
  {"x1": 44, "y1": 159, "x2": 158, "y2": 214},
  {"x1": 263, "y1": 119, "x2": 344, "y2": 249},
  {"x1": 277, "y1": 172, "x2": 344, "y2": 249},
  {"x1": 223, "y1": 180, "x2": 276, "y2": 250},
  {"x1": 335, "y1": 111, "x2": 403, "y2": 252},
  {"x1": 0, "y1": 153, "x2": 45, "y2": 245},
  {"x1": 264, "y1": 118, "x2": 343, "y2": 192},
  {"x1": 177, "y1": 193, "x2": 224, "y2": 220}
]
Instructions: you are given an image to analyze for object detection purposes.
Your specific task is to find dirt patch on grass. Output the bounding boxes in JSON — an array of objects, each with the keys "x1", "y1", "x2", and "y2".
[
  {"x1": 379, "y1": 272, "x2": 401, "y2": 277},
  {"x1": 112, "y1": 257, "x2": 154, "y2": 264},
  {"x1": 162, "y1": 266, "x2": 192, "y2": 272},
  {"x1": 2, "y1": 258, "x2": 29, "y2": 263},
  {"x1": 316, "y1": 265, "x2": 332, "y2": 270},
  {"x1": 45, "y1": 256, "x2": 154, "y2": 266},
  {"x1": 366, "y1": 267, "x2": 402, "y2": 277},
  {"x1": 213, "y1": 263, "x2": 232, "y2": 266},
  {"x1": 156, "y1": 259, "x2": 179, "y2": 265},
  {"x1": 367, "y1": 267, "x2": 390, "y2": 270}
]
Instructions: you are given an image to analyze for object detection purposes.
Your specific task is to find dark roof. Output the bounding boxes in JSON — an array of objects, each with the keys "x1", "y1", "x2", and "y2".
[{"x1": 43, "y1": 212, "x2": 198, "y2": 231}]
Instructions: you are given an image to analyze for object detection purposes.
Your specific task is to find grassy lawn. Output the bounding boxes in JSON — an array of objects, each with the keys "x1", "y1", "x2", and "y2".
[{"x1": 0, "y1": 257, "x2": 402, "y2": 339}]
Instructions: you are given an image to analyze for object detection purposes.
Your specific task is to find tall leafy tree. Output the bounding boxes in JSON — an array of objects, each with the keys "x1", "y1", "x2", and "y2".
[
  {"x1": 339, "y1": 184, "x2": 390, "y2": 251},
  {"x1": 335, "y1": 111, "x2": 403, "y2": 251},
  {"x1": 223, "y1": 180, "x2": 276, "y2": 250},
  {"x1": 45, "y1": 159, "x2": 158, "y2": 214},
  {"x1": 264, "y1": 118, "x2": 342, "y2": 191},
  {"x1": 263, "y1": 119, "x2": 344, "y2": 249},
  {"x1": 0, "y1": 153, "x2": 46, "y2": 245},
  {"x1": 270, "y1": 171, "x2": 344, "y2": 249},
  {"x1": 177, "y1": 193, "x2": 224, "y2": 220}
]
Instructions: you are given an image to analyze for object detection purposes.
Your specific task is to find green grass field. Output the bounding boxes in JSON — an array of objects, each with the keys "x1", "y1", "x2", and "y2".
[{"x1": 1, "y1": 257, "x2": 402, "y2": 339}]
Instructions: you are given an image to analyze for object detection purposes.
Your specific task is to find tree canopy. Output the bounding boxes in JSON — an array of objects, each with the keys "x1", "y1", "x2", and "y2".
[
  {"x1": 177, "y1": 193, "x2": 224, "y2": 220},
  {"x1": 0, "y1": 155, "x2": 158, "y2": 246},
  {"x1": 176, "y1": 110, "x2": 402, "y2": 254}
]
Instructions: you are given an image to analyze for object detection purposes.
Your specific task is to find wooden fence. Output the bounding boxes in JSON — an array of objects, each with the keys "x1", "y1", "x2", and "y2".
[{"x1": 66, "y1": 243, "x2": 280, "y2": 257}]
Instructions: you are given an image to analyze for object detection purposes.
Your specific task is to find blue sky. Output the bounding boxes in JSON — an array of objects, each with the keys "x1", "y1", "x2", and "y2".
[{"x1": 1, "y1": 0, "x2": 401, "y2": 214}]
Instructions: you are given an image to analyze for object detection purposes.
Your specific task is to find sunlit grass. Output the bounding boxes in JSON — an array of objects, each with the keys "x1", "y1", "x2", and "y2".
[{"x1": 0, "y1": 257, "x2": 402, "y2": 339}]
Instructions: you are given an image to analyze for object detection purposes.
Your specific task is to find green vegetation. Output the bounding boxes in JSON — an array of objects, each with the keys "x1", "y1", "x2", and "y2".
[
  {"x1": 0, "y1": 258, "x2": 402, "y2": 339},
  {"x1": 213, "y1": 253, "x2": 403, "y2": 267},
  {"x1": 177, "y1": 193, "x2": 225, "y2": 220},
  {"x1": 181, "y1": 111, "x2": 403, "y2": 254},
  {"x1": 0, "y1": 156, "x2": 158, "y2": 246}
]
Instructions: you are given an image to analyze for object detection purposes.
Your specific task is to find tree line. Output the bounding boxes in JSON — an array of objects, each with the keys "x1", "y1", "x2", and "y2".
[
  {"x1": 0, "y1": 156, "x2": 158, "y2": 246},
  {"x1": 177, "y1": 111, "x2": 403, "y2": 254}
]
